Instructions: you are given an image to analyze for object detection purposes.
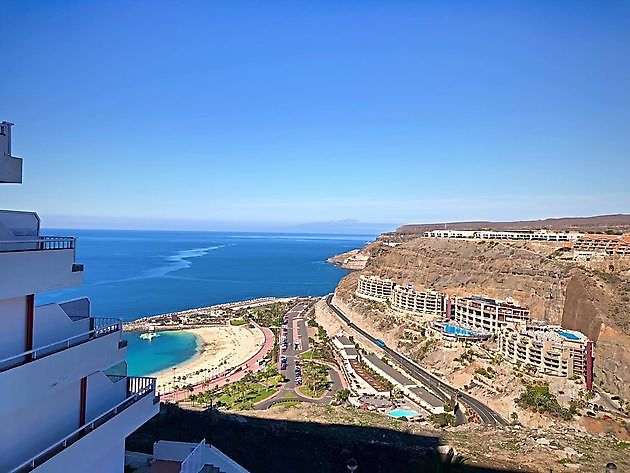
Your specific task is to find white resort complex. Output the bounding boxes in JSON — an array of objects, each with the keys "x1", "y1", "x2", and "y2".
[
  {"x1": 355, "y1": 275, "x2": 394, "y2": 302},
  {"x1": 390, "y1": 285, "x2": 445, "y2": 317},
  {"x1": 497, "y1": 325, "x2": 594, "y2": 390},
  {"x1": 354, "y1": 275, "x2": 594, "y2": 387},
  {"x1": 450, "y1": 296, "x2": 531, "y2": 333},
  {"x1": 0, "y1": 122, "x2": 159, "y2": 472},
  {"x1": 423, "y1": 229, "x2": 583, "y2": 241}
]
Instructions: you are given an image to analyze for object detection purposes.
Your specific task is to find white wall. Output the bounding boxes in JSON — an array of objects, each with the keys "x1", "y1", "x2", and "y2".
[
  {"x1": 31, "y1": 394, "x2": 158, "y2": 473},
  {"x1": 34, "y1": 302, "x2": 91, "y2": 353},
  {"x1": 0, "y1": 331, "x2": 126, "y2": 417},
  {"x1": 0, "y1": 296, "x2": 27, "y2": 363},
  {"x1": 0, "y1": 249, "x2": 83, "y2": 299},
  {"x1": 86, "y1": 371, "x2": 127, "y2": 423},
  {"x1": 0, "y1": 379, "x2": 81, "y2": 472}
]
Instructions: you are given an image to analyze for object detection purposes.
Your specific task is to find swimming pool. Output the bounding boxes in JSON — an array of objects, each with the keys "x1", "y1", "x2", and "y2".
[
  {"x1": 558, "y1": 330, "x2": 581, "y2": 341},
  {"x1": 388, "y1": 409, "x2": 419, "y2": 418},
  {"x1": 443, "y1": 323, "x2": 482, "y2": 337}
]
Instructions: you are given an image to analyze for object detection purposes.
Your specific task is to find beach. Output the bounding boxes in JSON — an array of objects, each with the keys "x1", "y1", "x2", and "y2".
[{"x1": 147, "y1": 324, "x2": 265, "y2": 394}]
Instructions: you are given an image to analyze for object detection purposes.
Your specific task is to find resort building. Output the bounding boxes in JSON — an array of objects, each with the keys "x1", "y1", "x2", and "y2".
[
  {"x1": 428, "y1": 320, "x2": 491, "y2": 343},
  {"x1": 355, "y1": 275, "x2": 395, "y2": 302},
  {"x1": 0, "y1": 123, "x2": 159, "y2": 472},
  {"x1": 451, "y1": 296, "x2": 530, "y2": 333},
  {"x1": 424, "y1": 230, "x2": 582, "y2": 242},
  {"x1": 332, "y1": 334, "x2": 358, "y2": 360},
  {"x1": 572, "y1": 234, "x2": 630, "y2": 258},
  {"x1": 497, "y1": 325, "x2": 593, "y2": 389},
  {"x1": 390, "y1": 286, "x2": 445, "y2": 317}
]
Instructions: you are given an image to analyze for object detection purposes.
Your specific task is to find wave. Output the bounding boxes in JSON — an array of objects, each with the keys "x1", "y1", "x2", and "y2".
[
  {"x1": 97, "y1": 245, "x2": 229, "y2": 284},
  {"x1": 144, "y1": 245, "x2": 228, "y2": 278}
]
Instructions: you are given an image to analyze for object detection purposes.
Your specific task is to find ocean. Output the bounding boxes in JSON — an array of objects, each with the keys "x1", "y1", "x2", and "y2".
[{"x1": 37, "y1": 229, "x2": 371, "y2": 374}]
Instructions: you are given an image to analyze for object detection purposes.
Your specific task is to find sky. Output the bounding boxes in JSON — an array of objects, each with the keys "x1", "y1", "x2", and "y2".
[{"x1": 1, "y1": 1, "x2": 629, "y2": 231}]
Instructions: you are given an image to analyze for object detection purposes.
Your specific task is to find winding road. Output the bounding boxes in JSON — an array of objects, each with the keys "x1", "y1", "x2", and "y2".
[{"x1": 325, "y1": 294, "x2": 508, "y2": 426}]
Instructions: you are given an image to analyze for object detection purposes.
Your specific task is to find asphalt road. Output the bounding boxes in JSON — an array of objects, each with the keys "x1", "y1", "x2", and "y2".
[
  {"x1": 325, "y1": 294, "x2": 508, "y2": 426},
  {"x1": 257, "y1": 300, "x2": 340, "y2": 409}
]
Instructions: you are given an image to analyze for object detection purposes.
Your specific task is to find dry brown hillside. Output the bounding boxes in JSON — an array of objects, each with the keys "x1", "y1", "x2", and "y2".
[
  {"x1": 335, "y1": 238, "x2": 630, "y2": 399},
  {"x1": 396, "y1": 214, "x2": 630, "y2": 234}
]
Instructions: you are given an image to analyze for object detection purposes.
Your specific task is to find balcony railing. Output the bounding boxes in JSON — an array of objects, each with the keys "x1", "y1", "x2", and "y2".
[
  {"x1": 10, "y1": 377, "x2": 158, "y2": 473},
  {"x1": 0, "y1": 236, "x2": 76, "y2": 253},
  {"x1": 180, "y1": 438, "x2": 206, "y2": 473},
  {"x1": 0, "y1": 317, "x2": 122, "y2": 372}
]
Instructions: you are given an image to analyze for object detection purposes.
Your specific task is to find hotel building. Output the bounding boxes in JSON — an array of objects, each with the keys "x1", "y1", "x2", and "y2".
[
  {"x1": 355, "y1": 275, "x2": 395, "y2": 302},
  {"x1": 390, "y1": 285, "x2": 445, "y2": 317},
  {"x1": 572, "y1": 234, "x2": 630, "y2": 258},
  {"x1": 451, "y1": 296, "x2": 530, "y2": 333},
  {"x1": 0, "y1": 122, "x2": 159, "y2": 472},
  {"x1": 424, "y1": 230, "x2": 582, "y2": 242},
  {"x1": 497, "y1": 325, "x2": 593, "y2": 389}
]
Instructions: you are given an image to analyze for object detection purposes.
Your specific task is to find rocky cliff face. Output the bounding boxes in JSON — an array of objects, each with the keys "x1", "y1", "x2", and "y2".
[{"x1": 335, "y1": 238, "x2": 630, "y2": 399}]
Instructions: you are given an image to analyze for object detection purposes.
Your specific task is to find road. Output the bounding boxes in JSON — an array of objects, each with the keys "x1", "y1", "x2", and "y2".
[
  {"x1": 257, "y1": 300, "x2": 342, "y2": 409},
  {"x1": 325, "y1": 294, "x2": 508, "y2": 426}
]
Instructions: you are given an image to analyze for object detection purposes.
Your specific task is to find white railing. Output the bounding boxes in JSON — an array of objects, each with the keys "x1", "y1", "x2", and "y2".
[
  {"x1": 0, "y1": 317, "x2": 122, "y2": 372},
  {"x1": 10, "y1": 377, "x2": 157, "y2": 473},
  {"x1": 0, "y1": 236, "x2": 75, "y2": 252},
  {"x1": 180, "y1": 439, "x2": 206, "y2": 473}
]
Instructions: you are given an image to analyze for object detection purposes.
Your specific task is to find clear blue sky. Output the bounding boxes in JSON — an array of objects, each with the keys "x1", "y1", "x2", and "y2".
[{"x1": 2, "y1": 1, "x2": 629, "y2": 230}]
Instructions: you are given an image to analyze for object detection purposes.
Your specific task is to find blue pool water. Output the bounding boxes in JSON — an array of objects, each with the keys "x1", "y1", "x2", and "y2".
[
  {"x1": 558, "y1": 330, "x2": 581, "y2": 341},
  {"x1": 388, "y1": 409, "x2": 419, "y2": 418},
  {"x1": 443, "y1": 323, "x2": 480, "y2": 336}
]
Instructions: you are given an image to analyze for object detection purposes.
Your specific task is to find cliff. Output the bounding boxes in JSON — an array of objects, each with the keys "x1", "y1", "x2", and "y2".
[
  {"x1": 396, "y1": 214, "x2": 630, "y2": 234},
  {"x1": 334, "y1": 238, "x2": 630, "y2": 399}
]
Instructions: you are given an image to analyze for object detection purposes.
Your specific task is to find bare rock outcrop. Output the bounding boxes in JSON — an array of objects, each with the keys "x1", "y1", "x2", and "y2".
[{"x1": 334, "y1": 238, "x2": 630, "y2": 399}]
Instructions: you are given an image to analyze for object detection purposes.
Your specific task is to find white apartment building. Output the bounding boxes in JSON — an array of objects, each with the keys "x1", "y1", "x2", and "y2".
[
  {"x1": 0, "y1": 122, "x2": 159, "y2": 472},
  {"x1": 424, "y1": 229, "x2": 582, "y2": 242},
  {"x1": 572, "y1": 234, "x2": 630, "y2": 258},
  {"x1": 497, "y1": 325, "x2": 593, "y2": 389},
  {"x1": 451, "y1": 296, "x2": 530, "y2": 333},
  {"x1": 355, "y1": 275, "x2": 395, "y2": 302},
  {"x1": 390, "y1": 285, "x2": 445, "y2": 317}
]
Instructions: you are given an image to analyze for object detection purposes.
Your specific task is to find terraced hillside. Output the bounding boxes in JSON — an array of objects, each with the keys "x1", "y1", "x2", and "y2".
[{"x1": 334, "y1": 237, "x2": 630, "y2": 399}]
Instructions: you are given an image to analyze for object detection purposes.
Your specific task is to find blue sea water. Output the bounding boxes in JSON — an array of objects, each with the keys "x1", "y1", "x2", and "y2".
[
  {"x1": 37, "y1": 230, "x2": 371, "y2": 374},
  {"x1": 124, "y1": 331, "x2": 199, "y2": 376}
]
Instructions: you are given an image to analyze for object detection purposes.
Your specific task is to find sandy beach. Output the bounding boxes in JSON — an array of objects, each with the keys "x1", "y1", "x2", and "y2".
[{"x1": 148, "y1": 324, "x2": 265, "y2": 393}]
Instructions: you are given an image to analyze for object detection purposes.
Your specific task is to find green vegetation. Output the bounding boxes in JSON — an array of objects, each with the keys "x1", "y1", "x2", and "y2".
[
  {"x1": 430, "y1": 412, "x2": 456, "y2": 427},
  {"x1": 475, "y1": 366, "x2": 495, "y2": 379},
  {"x1": 247, "y1": 302, "x2": 291, "y2": 327},
  {"x1": 229, "y1": 318, "x2": 247, "y2": 326},
  {"x1": 415, "y1": 338, "x2": 437, "y2": 361},
  {"x1": 454, "y1": 349, "x2": 475, "y2": 364},
  {"x1": 299, "y1": 350, "x2": 313, "y2": 360},
  {"x1": 190, "y1": 366, "x2": 283, "y2": 410},
  {"x1": 499, "y1": 441, "x2": 519, "y2": 452},
  {"x1": 335, "y1": 389, "x2": 350, "y2": 402},
  {"x1": 516, "y1": 383, "x2": 576, "y2": 420},
  {"x1": 298, "y1": 361, "x2": 329, "y2": 398}
]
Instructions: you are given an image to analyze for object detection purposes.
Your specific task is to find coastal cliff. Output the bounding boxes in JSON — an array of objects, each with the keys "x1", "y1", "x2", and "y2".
[{"x1": 332, "y1": 237, "x2": 630, "y2": 399}]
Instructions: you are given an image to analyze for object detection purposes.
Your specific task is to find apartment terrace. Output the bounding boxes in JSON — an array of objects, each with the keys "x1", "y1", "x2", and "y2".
[
  {"x1": 0, "y1": 317, "x2": 123, "y2": 373},
  {"x1": 10, "y1": 377, "x2": 158, "y2": 473}
]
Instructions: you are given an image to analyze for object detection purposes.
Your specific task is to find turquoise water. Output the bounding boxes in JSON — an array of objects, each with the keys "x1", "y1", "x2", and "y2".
[
  {"x1": 124, "y1": 331, "x2": 199, "y2": 376},
  {"x1": 558, "y1": 330, "x2": 581, "y2": 341},
  {"x1": 444, "y1": 323, "x2": 482, "y2": 336},
  {"x1": 388, "y1": 409, "x2": 419, "y2": 418},
  {"x1": 36, "y1": 230, "x2": 371, "y2": 374}
]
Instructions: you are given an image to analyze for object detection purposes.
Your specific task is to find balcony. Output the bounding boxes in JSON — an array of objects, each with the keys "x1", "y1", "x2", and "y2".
[
  {"x1": 0, "y1": 236, "x2": 83, "y2": 298},
  {"x1": 0, "y1": 318, "x2": 126, "y2": 416},
  {"x1": 10, "y1": 377, "x2": 159, "y2": 473}
]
